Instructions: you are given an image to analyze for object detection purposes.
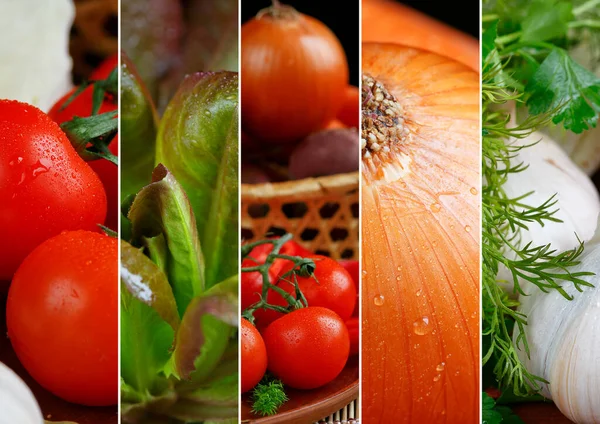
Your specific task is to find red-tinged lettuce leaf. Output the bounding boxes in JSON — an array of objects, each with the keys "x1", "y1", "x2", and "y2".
[
  {"x1": 121, "y1": 53, "x2": 159, "y2": 204},
  {"x1": 181, "y1": 0, "x2": 238, "y2": 74},
  {"x1": 128, "y1": 164, "x2": 205, "y2": 316},
  {"x1": 121, "y1": 241, "x2": 179, "y2": 394},
  {"x1": 179, "y1": 374, "x2": 237, "y2": 407},
  {"x1": 156, "y1": 71, "x2": 239, "y2": 289},
  {"x1": 121, "y1": 0, "x2": 183, "y2": 104},
  {"x1": 171, "y1": 275, "x2": 238, "y2": 381}
]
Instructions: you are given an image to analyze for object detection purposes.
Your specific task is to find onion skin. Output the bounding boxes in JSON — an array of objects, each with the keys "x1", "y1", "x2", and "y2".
[
  {"x1": 241, "y1": 4, "x2": 349, "y2": 143},
  {"x1": 362, "y1": 0, "x2": 478, "y2": 71},
  {"x1": 362, "y1": 44, "x2": 480, "y2": 423}
]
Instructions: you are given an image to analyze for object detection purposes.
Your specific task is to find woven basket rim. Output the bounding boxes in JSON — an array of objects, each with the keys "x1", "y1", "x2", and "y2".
[{"x1": 241, "y1": 171, "x2": 359, "y2": 201}]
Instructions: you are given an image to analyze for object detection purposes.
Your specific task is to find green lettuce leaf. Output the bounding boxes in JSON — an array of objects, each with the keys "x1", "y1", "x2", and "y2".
[
  {"x1": 121, "y1": 53, "x2": 159, "y2": 203},
  {"x1": 120, "y1": 241, "x2": 178, "y2": 393},
  {"x1": 170, "y1": 275, "x2": 238, "y2": 381},
  {"x1": 156, "y1": 71, "x2": 239, "y2": 289},
  {"x1": 128, "y1": 164, "x2": 206, "y2": 316}
]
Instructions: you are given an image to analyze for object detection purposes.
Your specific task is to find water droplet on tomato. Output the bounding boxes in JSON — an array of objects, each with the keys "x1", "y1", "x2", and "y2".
[
  {"x1": 465, "y1": 225, "x2": 471, "y2": 232},
  {"x1": 436, "y1": 362, "x2": 445, "y2": 372},
  {"x1": 433, "y1": 374, "x2": 441, "y2": 382},
  {"x1": 416, "y1": 289, "x2": 423, "y2": 297},
  {"x1": 373, "y1": 294, "x2": 385, "y2": 306},
  {"x1": 413, "y1": 316, "x2": 432, "y2": 335}
]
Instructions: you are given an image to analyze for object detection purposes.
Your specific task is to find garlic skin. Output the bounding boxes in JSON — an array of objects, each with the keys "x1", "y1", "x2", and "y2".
[
  {"x1": 0, "y1": 362, "x2": 44, "y2": 424},
  {"x1": 496, "y1": 131, "x2": 600, "y2": 289},
  {"x1": 0, "y1": 0, "x2": 74, "y2": 111},
  {"x1": 513, "y1": 243, "x2": 600, "y2": 424}
]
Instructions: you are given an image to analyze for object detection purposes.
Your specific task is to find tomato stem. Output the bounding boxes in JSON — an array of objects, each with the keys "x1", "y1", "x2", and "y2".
[{"x1": 241, "y1": 234, "x2": 314, "y2": 323}]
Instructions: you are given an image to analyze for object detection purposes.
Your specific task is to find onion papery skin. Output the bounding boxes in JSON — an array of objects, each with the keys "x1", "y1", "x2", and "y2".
[
  {"x1": 362, "y1": 0, "x2": 479, "y2": 72},
  {"x1": 241, "y1": 5, "x2": 349, "y2": 143},
  {"x1": 361, "y1": 43, "x2": 480, "y2": 423}
]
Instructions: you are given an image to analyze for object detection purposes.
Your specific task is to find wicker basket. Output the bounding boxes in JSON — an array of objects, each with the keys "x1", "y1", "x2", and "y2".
[{"x1": 241, "y1": 172, "x2": 359, "y2": 260}]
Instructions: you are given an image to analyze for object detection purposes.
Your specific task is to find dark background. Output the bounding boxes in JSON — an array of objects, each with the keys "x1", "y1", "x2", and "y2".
[
  {"x1": 242, "y1": 1, "x2": 360, "y2": 86},
  {"x1": 399, "y1": 1, "x2": 479, "y2": 38},
  {"x1": 242, "y1": 1, "x2": 479, "y2": 86}
]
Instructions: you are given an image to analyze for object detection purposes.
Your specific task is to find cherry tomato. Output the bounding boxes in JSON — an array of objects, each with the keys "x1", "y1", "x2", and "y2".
[
  {"x1": 241, "y1": 258, "x2": 282, "y2": 331},
  {"x1": 345, "y1": 317, "x2": 359, "y2": 356},
  {"x1": 262, "y1": 307, "x2": 349, "y2": 389},
  {"x1": 241, "y1": 318, "x2": 267, "y2": 393},
  {"x1": 91, "y1": 54, "x2": 118, "y2": 80},
  {"x1": 0, "y1": 100, "x2": 107, "y2": 283},
  {"x1": 6, "y1": 230, "x2": 117, "y2": 406},
  {"x1": 277, "y1": 255, "x2": 356, "y2": 322},
  {"x1": 48, "y1": 78, "x2": 119, "y2": 231},
  {"x1": 339, "y1": 259, "x2": 359, "y2": 317}
]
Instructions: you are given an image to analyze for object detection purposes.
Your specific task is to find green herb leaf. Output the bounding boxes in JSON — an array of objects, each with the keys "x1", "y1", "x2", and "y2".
[
  {"x1": 121, "y1": 52, "x2": 160, "y2": 202},
  {"x1": 520, "y1": 0, "x2": 573, "y2": 42},
  {"x1": 482, "y1": 393, "x2": 503, "y2": 424},
  {"x1": 483, "y1": 21, "x2": 499, "y2": 64},
  {"x1": 251, "y1": 375, "x2": 288, "y2": 416},
  {"x1": 120, "y1": 240, "x2": 178, "y2": 393},
  {"x1": 156, "y1": 71, "x2": 239, "y2": 289},
  {"x1": 170, "y1": 275, "x2": 238, "y2": 381},
  {"x1": 526, "y1": 48, "x2": 600, "y2": 133},
  {"x1": 128, "y1": 164, "x2": 206, "y2": 316}
]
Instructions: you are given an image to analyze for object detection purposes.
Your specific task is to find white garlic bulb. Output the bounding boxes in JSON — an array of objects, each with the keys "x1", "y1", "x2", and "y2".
[
  {"x1": 496, "y1": 131, "x2": 600, "y2": 291},
  {"x1": 0, "y1": 0, "x2": 74, "y2": 111},
  {"x1": 513, "y1": 243, "x2": 600, "y2": 424},
  {"x1": 0, "y1": 361, "x2": 44, "y2": 424}
]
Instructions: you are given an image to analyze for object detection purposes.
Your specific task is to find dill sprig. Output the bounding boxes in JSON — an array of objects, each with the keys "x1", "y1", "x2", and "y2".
[
  {"x1": 251, "y1": 374, "x2": 288, "y2": 416},
  {"x1": 482, "y1": 50, "x2": 596, "y2": 395}
]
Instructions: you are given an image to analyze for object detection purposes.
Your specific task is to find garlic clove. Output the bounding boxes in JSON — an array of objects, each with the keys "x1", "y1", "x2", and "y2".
[
  {"x1": 496, "y1": 132, "x2": 600, "y2": 290},
  {"x1": 0, "y1": 0, "x2": 74, "y2": 112},
  {"x1": 0, "y1": 362, "x2": 44, "y2": 424},
  {"x1": 514, "y1": 244, "x2": 600, "y2": 424}
]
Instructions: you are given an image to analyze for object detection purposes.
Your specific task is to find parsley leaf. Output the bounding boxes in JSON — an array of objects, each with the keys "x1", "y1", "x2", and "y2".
[
  {"x1": 526, "y1": 48, "x2": 600, "y2": 133},
  {"x1": 482, "y1": 392, "x2": 526, "y2": 424},
  {"x1": 483, "y1": 393, "x2": 503, "y2": 424},
  {"x1": 520, "y1": 0, "x2": 573, "y2": 42}
]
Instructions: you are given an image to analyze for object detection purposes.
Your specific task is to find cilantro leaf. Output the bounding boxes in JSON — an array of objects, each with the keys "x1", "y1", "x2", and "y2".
[
  {"x1": 483, "y1": 21, "x2": 499, "y2": 64},
  {"x1": 483, "y1": 393, "x2": 503, "y2": 424},
  {"x1": 526, "y1": 48, "x2": 600, "y2": 133},
  {"x1": 520, "y1": 0, "x2": 573, "y2": 42},
  {"x1": 482, "y1": 392, "x2": 526, "y2": 424}
]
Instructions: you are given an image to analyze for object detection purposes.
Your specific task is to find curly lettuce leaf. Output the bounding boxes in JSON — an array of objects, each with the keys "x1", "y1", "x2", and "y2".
[{"x1": 128, "y1": 164, "x2": 205, "y2": 316}]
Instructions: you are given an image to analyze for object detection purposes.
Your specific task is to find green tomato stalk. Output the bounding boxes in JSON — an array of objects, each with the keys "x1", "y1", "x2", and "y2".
[{"x1": 241, "y1": 233, "x2": 316, "y2": 323}]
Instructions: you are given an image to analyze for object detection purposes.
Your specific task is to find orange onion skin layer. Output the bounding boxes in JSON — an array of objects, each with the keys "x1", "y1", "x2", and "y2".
[
  {"x1": 241, "y1": 7, "x2": 349, "y2": 143},
  {"x1": 361, "y1": 44, "x2": 480, "y2": 423},
  {"x1": 362, "y1": 0, "x2": 479, "y2": 72}
]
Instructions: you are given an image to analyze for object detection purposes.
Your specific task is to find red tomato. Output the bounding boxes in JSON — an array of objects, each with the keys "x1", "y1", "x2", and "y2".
[
  {"x1": 241, "y1": 318, "x2": 268, "y2": 393},
  {"x1": 48, "y1": 80, "x2": 119, "y2": 231},
  {"x1": 0, "y1": 100, "x2": 107, "y2": 283},
  {"x1": 339, "y1": 259, "x2": 359, "y2": 317},
  {"x1": 241, "y1": 258, "x2": 281, "y2": 331},
  {"x1": 277, "y1": 255, "x2": 356, "y2": 322},
  {"x1": 346, "y1": 317, "x2": 359, "y2": 356},
  {"x1": 91, "y1": 54, "x2": 118, "y2": 80},
  {"x1": 6, "y1": 230, "x2": 117, "y2": 406},
  {"x1": 262, "y1": 307, "x2": 349, "y2": 389}
]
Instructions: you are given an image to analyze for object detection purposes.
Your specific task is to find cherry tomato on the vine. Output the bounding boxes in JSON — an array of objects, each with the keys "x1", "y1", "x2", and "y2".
[
  {"x1": 346, "y1": 317, "x2": 359, "y2": 356},
  {"x1": 6, "y1": 230, "x2": 118, "y2": 406},
  {"x1": 339, "y1": 259, "x2": 359, "y2": 317},
  {"x1": 262, "y1": 307, "x2": 349, "y2": 390},
  {"x1": 277, "y1": 255, "x2": 356, "y2": 322},
  {"x1": 91, "y1": 54, "x2": 118, "y2": 80},
  {"x1": 0, "y1": 100, "x2": 107, "y2": 283},
  {"x1": 48, "y1": 76, "x2": 119, "y2": 231},
  {"x1": 241, "y1": 318, "x2": 267, "y2": 393}
]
